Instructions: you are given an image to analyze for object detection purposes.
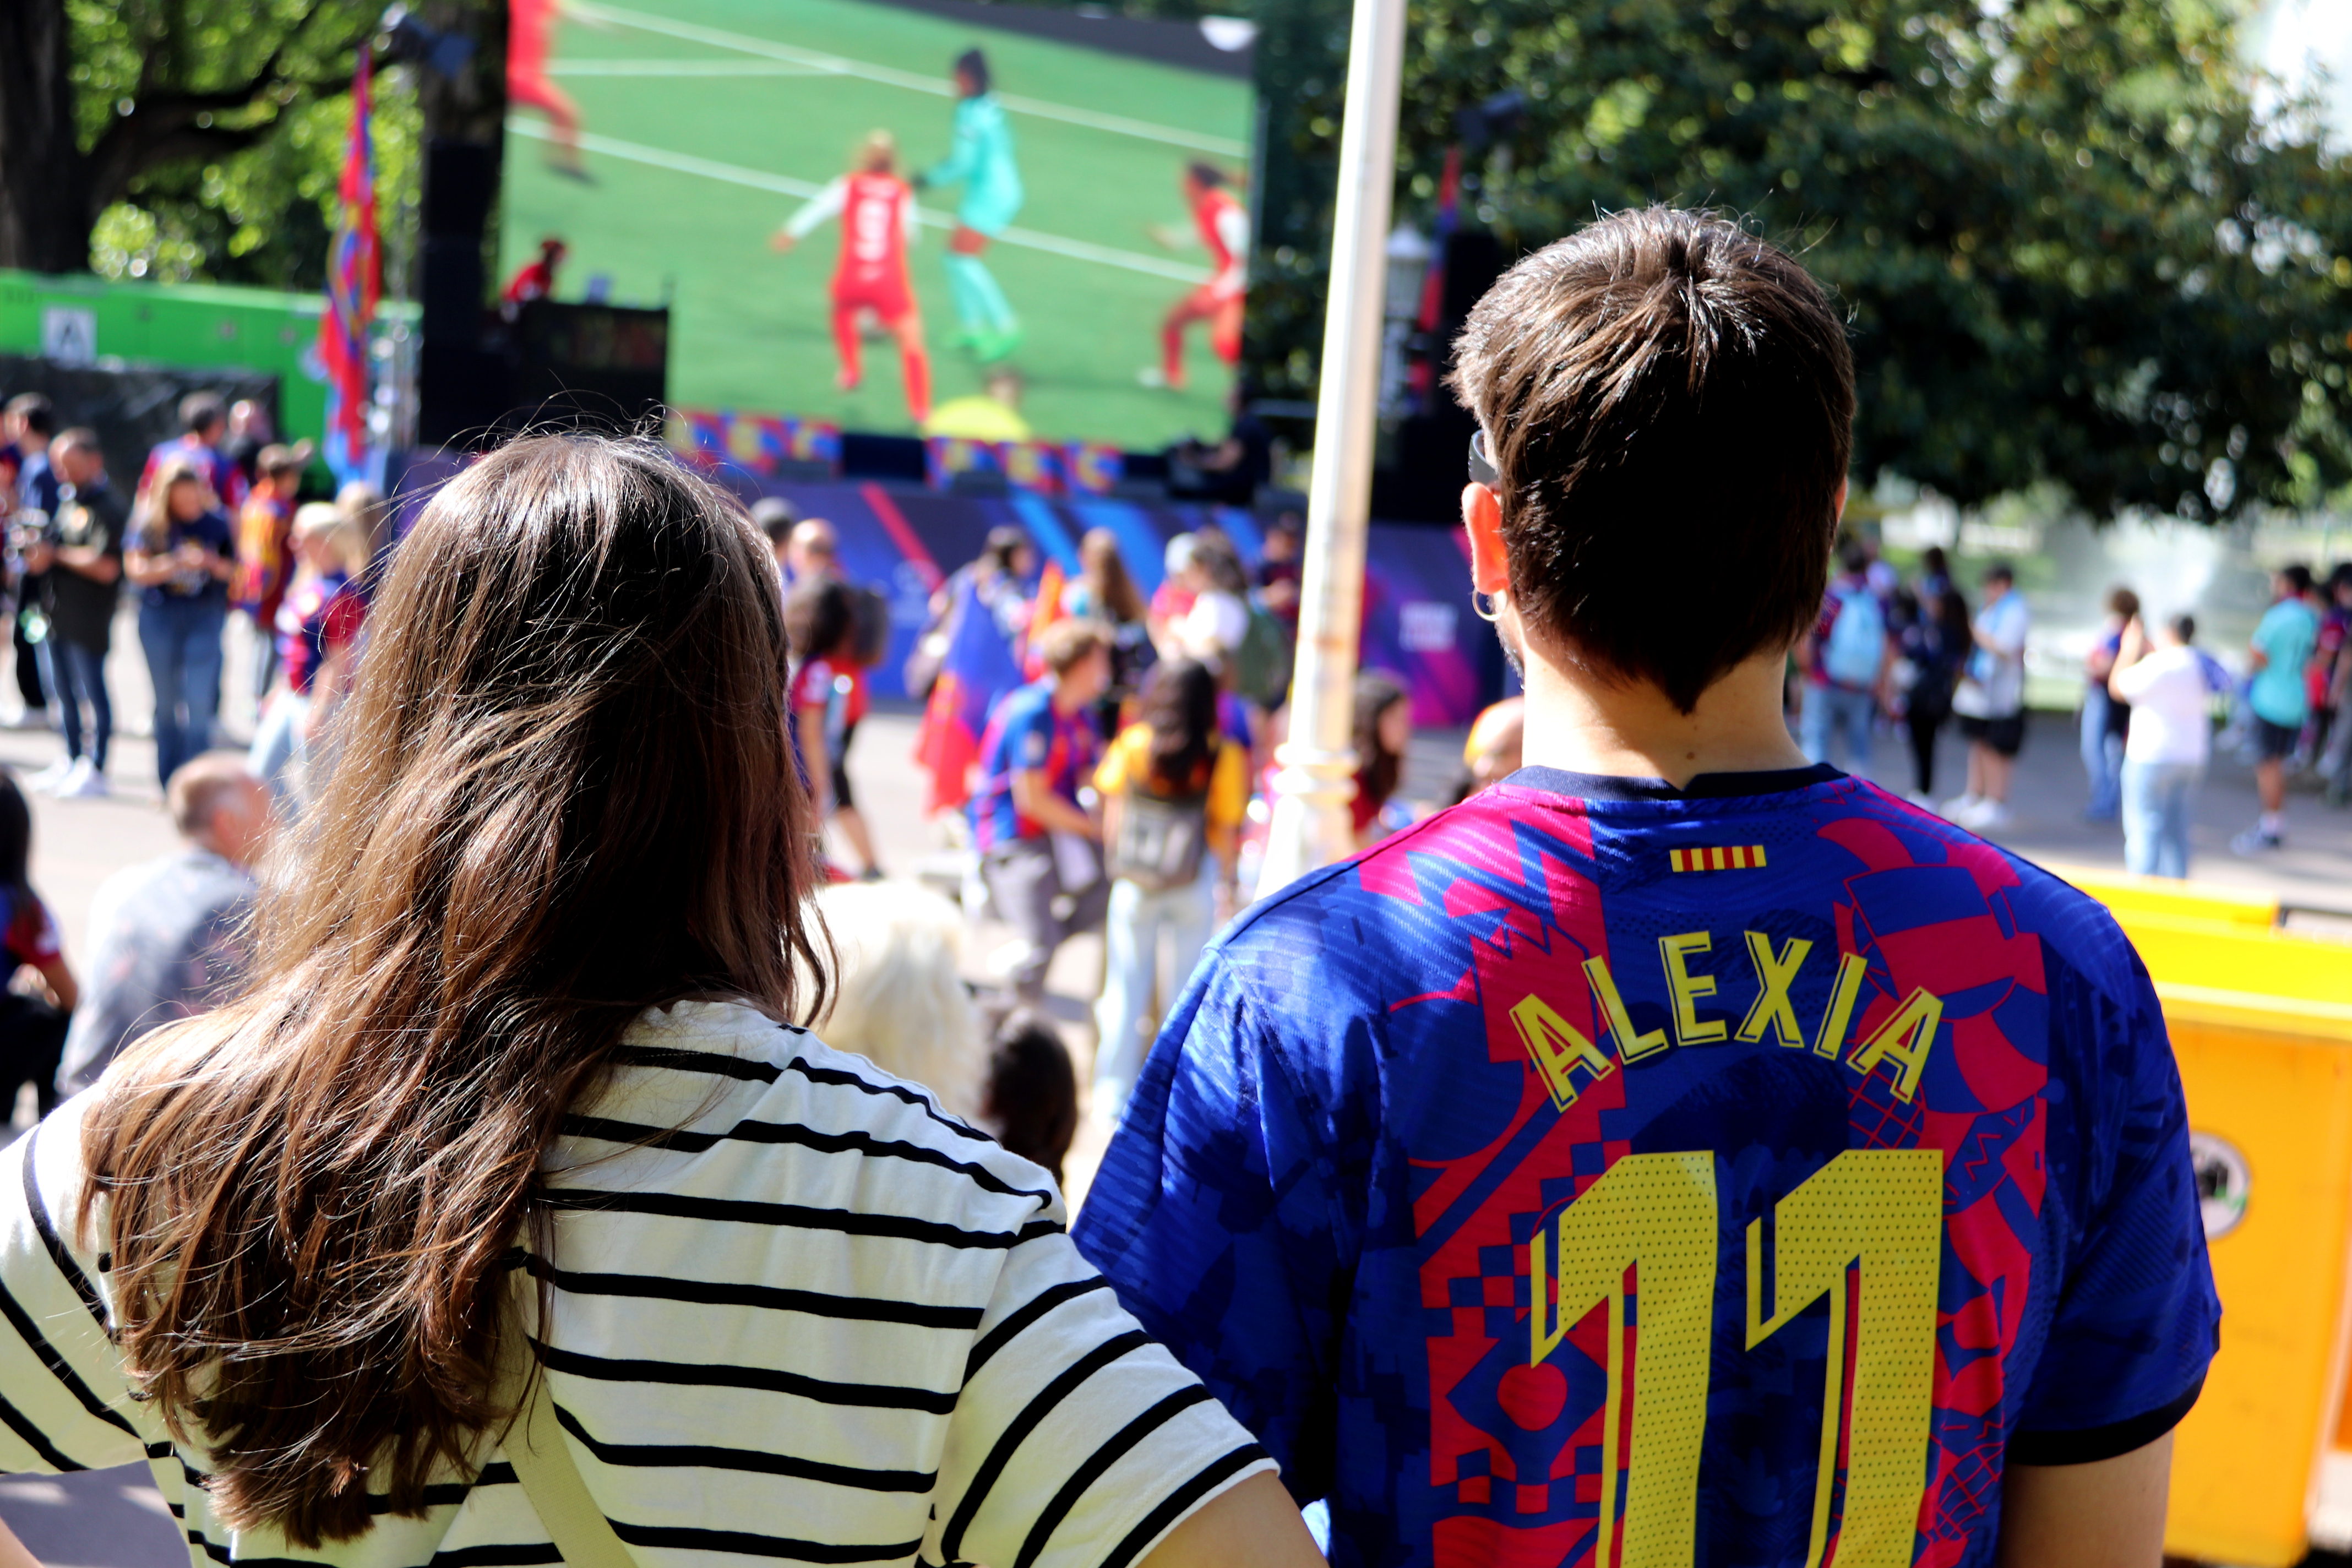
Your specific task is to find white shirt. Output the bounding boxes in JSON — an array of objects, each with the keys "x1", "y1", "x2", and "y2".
[
  {"x1": 2113, "y1": 645, "x2": 2215, "y2": 766},
  {"x1": 1965, "y1": 590, "x2": 2030, "y2": 718},
  {"x1": 1179, "y1": 590, "x2": 1249, "y2": 663},
  {"x1": 0, "y1": 1002, "x2": 1272, "y2": 1567}
]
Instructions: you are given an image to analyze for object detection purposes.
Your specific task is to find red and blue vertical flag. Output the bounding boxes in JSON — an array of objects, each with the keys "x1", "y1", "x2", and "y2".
[
  {"x1": 319, "y1": 45, "x2": 380, "y2": 482},
  {"x1": 914, "y1": 578, "x2": 1024, "y2": 814}
]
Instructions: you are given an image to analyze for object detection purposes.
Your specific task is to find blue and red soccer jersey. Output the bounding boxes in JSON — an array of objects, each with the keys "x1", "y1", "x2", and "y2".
[
  {"x1": 1074, "y1": 765, "x2": 2218, "y2": 1568},
  {"x1": 968, "y1": 679, "x2": 1099, "y2": 852}
]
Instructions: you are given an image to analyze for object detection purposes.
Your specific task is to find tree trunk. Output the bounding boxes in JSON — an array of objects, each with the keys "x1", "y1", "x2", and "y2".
[{"x1": 0, "y1": 0, "x2": 92, "y2": 273}]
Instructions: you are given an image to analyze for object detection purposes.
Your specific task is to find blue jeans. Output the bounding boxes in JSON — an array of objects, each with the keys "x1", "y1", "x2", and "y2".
[
  {"x1": 1092, "y1": 867, "x2": 1216, "y2": 1122},
  {"x1": 139, "y1": 595, "x2": 227, "y2": 789},
  {"x1": 248, "y1": 688, "x2": 309, "y2": 810},
  {"x1": 42, "y1": 639, "x2": 110, "y2": 770},
  {"x1": 1800, "y1": 684, "x2": 1876, "y2": 776},
  {"x1": 2121, "y1": 759, "x2": 2202, "y2": 879},
  {"x1": 2081, "y1": 688, "x2": 2125, "y2": 820}
]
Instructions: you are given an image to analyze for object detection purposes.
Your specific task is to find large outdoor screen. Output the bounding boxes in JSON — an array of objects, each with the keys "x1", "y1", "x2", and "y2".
[{"x1": 502, "y1": 0, "x2": 1256, "y2": 449}]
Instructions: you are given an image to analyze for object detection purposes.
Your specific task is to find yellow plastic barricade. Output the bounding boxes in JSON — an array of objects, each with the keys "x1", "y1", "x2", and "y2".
[
  {"x1": 2082, "y1": 906, "x2": 2352, "y2": 1566},
  {"x1": 2047, "y1": 861, "x2": 2282, "y2": 932}
]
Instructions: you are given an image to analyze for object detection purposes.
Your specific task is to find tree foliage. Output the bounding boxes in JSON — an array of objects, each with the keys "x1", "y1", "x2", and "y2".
[
  {"x1": 1078, "y1": 0, "x2": 2352, "y2": 520},
  {"x1": 1393, "y1": 0, "x2": 2352, "y2": 518},
  {"x1": 0, "y1": 0, "x2": 420, "y2": 291}
]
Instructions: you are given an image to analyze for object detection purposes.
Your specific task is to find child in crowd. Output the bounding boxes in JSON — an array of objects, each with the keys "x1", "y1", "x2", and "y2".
[
  {"x1": 982, "y1": 1007, "x2": 1079, "y2": 1184},
  {"x1": 1092, "y1": 658, "x2": 1247, "y2": 1121},
  {"x1": 249, "y1": 504, "x2": 368, "y2": 809},
  {"x1": 233, "y1": 443, "x2": 309, "y2": 700},
  {"x1": 1350, "y1": 669, "x2": 1413, "y2": 846}
]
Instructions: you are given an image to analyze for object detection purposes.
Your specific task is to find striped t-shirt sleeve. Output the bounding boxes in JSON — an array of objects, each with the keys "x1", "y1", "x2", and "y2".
[
  {"x1": 0, "y1": 1114, "x2": 149, "y2": 1476},
  {"x1": 925, "y1": 1222, "x2": 1276, "y2": 1568}
]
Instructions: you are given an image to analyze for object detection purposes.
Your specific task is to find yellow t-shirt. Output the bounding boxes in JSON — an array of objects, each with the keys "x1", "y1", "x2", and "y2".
[{"x1": 1095, "y1": 725, "x2": 1249, "y2": 864}]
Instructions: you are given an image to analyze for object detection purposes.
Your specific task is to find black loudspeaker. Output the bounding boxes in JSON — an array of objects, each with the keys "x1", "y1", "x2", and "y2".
[
  {"x1": 422, "y1": 140, "x2": 498, "y2": 239},
  {"x1": 417, "y1": 139, "x2": 508, "y2": 447},
  {"x1": 509, "y1": 301, "x2": 669, "y2": 434},
  {"x1": 1370, "y1": 229, "x2": 1510, "y2": 522}
]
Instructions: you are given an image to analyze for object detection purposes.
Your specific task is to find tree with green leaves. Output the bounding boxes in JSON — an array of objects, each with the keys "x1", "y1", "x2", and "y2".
[
  {"x1": 1385, "y1": 0, "x2": 2352, "y2": 519},
  {"x1": 0, "y1": 0, "x2": 417, "y2": 290},
  {"x1": 1092, "y1": 0, "x2": 2352, "y2": 520}
]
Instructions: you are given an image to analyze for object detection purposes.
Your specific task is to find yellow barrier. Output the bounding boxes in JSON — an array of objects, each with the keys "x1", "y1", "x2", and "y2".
[
  {"x1": 2048, "y1": 861, "x2": 2282, "y2": 932},
  {"x1": 2083, "y1": 906, "x2": 2352, "y2": 1567}
]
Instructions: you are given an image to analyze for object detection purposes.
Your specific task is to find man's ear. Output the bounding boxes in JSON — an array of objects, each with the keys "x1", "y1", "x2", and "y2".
[{"x1": 1461, "y1": 483, "x2": 1510, "y2": 595}]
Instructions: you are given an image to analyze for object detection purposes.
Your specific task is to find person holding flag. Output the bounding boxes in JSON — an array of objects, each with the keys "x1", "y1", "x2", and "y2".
[{"x1": 318, "y1": 43, "x2": 379, "y2": 487}]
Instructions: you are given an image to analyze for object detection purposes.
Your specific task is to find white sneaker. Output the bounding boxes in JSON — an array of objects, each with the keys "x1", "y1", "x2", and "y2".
[
  {"x1": 1970, "y1": 801, "x2": 2011, "y2": 831},
  {"x1": 1904, "y1": 791, "x2": 1936, "y2": 810},
  {"x1": 1940, "y1": 793, "x2": 1980, "y2": 821},
  {"x1": 1136, "y1": 366, "x2": 1172, "y2": 390},
  {"x1": 56, "y1": 758, "x2": 106, "y2": 798},
  {"x1": 21, "y1": 756, "x2": 74, "y2": 794}
]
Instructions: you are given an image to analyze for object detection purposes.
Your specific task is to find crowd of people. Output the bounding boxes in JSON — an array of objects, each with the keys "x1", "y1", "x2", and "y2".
[
  {"x1": 0, "y1": 211, "x2": 2224, "y2": 1568},
  {"x1": 1791, "y1": 532, "x2": 2352, "y2": 878},
  {"x1": 0, "y1": 390, "x2": 380, "y2": 810}
]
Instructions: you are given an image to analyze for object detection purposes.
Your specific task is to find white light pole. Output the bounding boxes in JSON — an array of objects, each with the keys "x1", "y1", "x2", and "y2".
[{"x1": 1257, "y1": 0, "x2": 1411, "y2": 896}]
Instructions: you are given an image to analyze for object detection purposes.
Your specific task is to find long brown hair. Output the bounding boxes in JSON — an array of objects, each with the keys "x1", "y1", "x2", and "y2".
[
  {"x1": 132, "y1": 452, "x2": 216, "y2": 554},
  {"x1": 1078, "y1": 526, "x2": 1145, "y2": 624},
  {"x1": 79, "y1": 433, "x2": 830, "y2": 1547}
]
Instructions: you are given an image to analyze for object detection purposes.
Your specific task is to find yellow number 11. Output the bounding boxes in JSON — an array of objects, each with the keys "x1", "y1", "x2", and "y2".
[{"x1": 1526, "y1": 1150, "x2": 1942, "y2": 1568}]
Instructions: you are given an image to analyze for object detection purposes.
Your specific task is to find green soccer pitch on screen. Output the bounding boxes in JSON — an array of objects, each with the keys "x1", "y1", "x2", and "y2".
[{"x1": 502, "y1": 0, "x2": 1258, "y2": 449}]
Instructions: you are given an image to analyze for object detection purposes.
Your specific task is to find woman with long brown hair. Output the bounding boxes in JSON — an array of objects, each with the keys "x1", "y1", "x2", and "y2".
[{"x1": 0, "y1": 435, "x2": 1316, "y2": 1568}]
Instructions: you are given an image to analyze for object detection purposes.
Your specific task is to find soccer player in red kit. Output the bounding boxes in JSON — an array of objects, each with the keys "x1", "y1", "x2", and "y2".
[
  {"x1": 508, "y1": 0, "x2": 587, "y2": 179},
  {"x1": 1143, "y1": 162, "x2": 1248, "y2": 391},
  {"x1": 776, "y1": 132, "x2": 934, "y2": 424}
]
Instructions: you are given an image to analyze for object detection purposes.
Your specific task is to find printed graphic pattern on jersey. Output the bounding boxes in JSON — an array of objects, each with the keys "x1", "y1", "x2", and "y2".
[{"x1": 1073, "y1": 768, "x2": 2219, "y2": 1568}]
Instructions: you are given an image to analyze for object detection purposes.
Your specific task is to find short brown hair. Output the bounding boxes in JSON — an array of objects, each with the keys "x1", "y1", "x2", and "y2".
[
  {"x1": 166, "y1": 752, "x2": 259, "y2": 839},
  {"x1": 1036, "y1": 617, "x2": 1109, "y2": 676},
  {"x1": 257, "y1": 443, "x2": 307, "y2": 479},
  {"x1": 1449, "y1": 207, "x2": 1855, "y2": 712}
]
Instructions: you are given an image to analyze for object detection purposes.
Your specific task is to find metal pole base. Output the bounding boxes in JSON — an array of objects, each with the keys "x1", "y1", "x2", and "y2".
[{"x1": 1257, "y1": 742, "x2": 1360, "y2": 898}]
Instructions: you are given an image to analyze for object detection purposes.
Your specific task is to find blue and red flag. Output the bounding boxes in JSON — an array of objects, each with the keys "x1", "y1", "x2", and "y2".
[
  {"x1": 319, "y1": 46, "x2": 380, "y2": 483},
  {"x1": 914, "y1": 578, "x2": 1023, "y2": 815}
]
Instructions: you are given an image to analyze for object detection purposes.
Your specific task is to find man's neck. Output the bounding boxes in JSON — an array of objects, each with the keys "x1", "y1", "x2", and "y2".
[
  {"x1": 1517, "y1": 643, "x2": 1810, "y2": 789},
  {"x1": 1048, "y1": 679, "x2": 1082, "y2": 715}
]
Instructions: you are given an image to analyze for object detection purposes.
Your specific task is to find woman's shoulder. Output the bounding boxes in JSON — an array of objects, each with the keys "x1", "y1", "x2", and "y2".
[{"x1": 582, "y1": 1001, "x2": 1063, "y2": 1228}]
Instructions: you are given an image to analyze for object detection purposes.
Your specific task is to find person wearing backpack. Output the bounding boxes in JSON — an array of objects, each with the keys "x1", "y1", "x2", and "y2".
[
  {"x1": 1795, "y1": 540, "x2": 1890, "y2": 774},
  {"x1": 1092, "y1": 658, "x2": 1247, "y2": 1122}
]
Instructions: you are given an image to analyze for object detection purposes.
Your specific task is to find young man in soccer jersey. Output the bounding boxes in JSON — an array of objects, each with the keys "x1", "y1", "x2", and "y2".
[
  {"x1": 1143, "y1": 163, "x2": 1249, "y2": 393},
  {"x1": 1074, "y1": 208, "x2": 2217, "y2": 1568},
  {"x1": 776, "y1": 132, "x2": 934, "y2": 424},
  {"x1": 970, "y1": 619, "x2": 1114, "y2": 1003}
]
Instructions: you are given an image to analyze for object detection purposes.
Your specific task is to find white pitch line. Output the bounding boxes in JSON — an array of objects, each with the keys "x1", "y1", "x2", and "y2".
[
  {"x1": 508, "y1": 118, "x2": 1213, "y2": 285},
  {"x1": 549, "y1": 58, "x2": 829, "y2": 75},
  {"x1": 565, "y1": 0, "x2": 1249, "y2": 159}
]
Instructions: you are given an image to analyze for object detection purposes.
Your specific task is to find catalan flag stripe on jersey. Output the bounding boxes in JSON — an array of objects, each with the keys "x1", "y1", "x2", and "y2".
[{"x1": 1669, "y1": 845, "x2": 1768, "y2": 872}]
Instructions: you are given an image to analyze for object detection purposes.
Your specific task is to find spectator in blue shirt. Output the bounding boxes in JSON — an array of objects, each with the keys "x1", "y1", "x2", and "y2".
[
  {"x1": 1075, "y1": 208, "x2": 2215, "y2": 1568},
  {"x1": 2233, "y1": 563, "x2": 2321, "y2": 853},
  {"x1": 968, "y1": 618, "x2": 1113, "y2": 1001}
]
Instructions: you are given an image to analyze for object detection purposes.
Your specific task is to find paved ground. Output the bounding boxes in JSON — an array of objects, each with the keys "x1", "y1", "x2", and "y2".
[{"x1": 2, "y1": 654, "x2": 2346, "y2": 1564}]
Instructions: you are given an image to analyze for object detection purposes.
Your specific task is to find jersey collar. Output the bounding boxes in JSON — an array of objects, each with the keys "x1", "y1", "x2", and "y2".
[{"x1": 1502, "y1": 762, "x2": 1845, "y2": 803}]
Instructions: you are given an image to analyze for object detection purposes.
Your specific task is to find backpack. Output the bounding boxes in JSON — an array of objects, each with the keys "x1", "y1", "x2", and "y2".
[
  {"x1": 849, "y1": 582, "x2": 891, "y2": 669},
  {"x1": 1822, "y1": 586, "x2": 1886, "y2": 689},
  {"x1": 1109, "y1": 788, "x2": 1210, "y2": 892},
  {"x1": 1229, "y1": 596, "x2": 1293, "y2": 709}
]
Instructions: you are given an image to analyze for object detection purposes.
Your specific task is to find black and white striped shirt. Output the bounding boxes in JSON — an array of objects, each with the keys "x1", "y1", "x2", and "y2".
[{"x1": 0, "y1": 1001, "x2": 1275, "y2": 1567}]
